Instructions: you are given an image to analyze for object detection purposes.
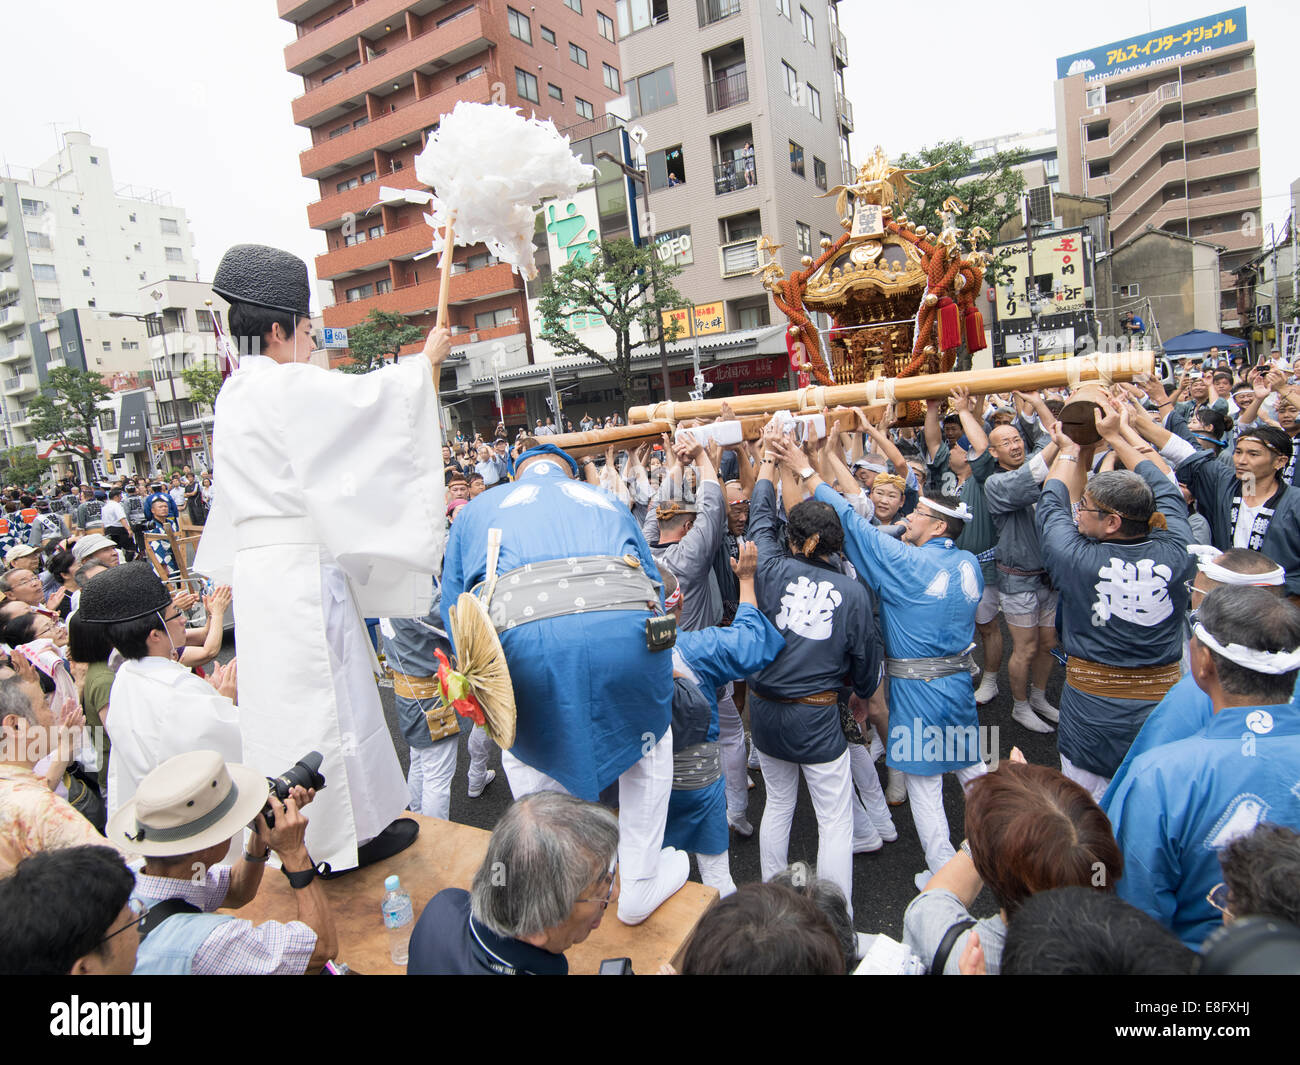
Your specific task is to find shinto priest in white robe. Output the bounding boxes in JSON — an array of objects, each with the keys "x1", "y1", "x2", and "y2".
[{"x1": 195, "y1": 354, "x2": 445, "y2": 870}]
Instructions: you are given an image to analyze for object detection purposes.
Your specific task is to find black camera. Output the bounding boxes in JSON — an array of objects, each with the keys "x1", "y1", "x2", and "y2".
[{"x1": 262, "y1": 751, "x2": 326, "y2": 828}]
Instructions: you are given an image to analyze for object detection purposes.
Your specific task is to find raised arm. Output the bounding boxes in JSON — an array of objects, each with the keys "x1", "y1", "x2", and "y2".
[
  {"x1": 923, "y1": 398, "x2": 943, "y2": 459},
  {"x1": 952, "y1": 387, "x2": 989, "y2": 456}
]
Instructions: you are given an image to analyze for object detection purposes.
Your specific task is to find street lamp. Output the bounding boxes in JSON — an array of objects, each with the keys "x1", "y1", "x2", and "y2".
[
  {"x1": 491, "y1": 342, "x2": 506, "y2": 429},
  {"x1": 596, "y1": 142, "x2": 673, "y2": 401},
  {"x1": 109, "y1": 295, "x2": 188, "y2": 470}
]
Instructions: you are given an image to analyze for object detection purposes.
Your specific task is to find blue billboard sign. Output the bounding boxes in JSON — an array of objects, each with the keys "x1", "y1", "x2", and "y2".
[{"x1": 1056, "y1": 7, "x2": 1247, "y2": 81}]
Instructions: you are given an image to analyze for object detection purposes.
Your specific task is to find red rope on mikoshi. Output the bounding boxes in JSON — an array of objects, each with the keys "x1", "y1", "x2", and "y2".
[{"x1": 769, "y1": 231, "x2": 852, "y2": 386}]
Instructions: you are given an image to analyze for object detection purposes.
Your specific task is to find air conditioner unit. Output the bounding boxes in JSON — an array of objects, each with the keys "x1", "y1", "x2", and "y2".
[
  {"x1": 470, "y1": 332, "x2": 479, "y2": 342},
  {"x1": 1024, "y1": 186, "x2": 1055, "y2": 228}
]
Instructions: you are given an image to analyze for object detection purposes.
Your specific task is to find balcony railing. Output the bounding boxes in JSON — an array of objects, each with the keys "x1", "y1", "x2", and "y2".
[
  {"x1": 705, "y1": 71, "x2": 749, "y2": 113},
  {"x1": 714, "y1": 158, "x2": 757, "y2": 196},
  {"x1": 698, "y1": 0, "x2": 741, "y2": 27},
  {"x1": 832, "y1": 27, "x2": 848, "y2": 65},
  {"x1": 1109, "y1": 81, "x2": 1181, "y2": 152},
  {"x1": 836, "y1": 92, "x2": 854, "y2": 130}
]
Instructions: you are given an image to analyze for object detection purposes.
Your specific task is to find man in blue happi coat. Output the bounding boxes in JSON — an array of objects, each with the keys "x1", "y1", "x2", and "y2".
[
  {"x1": 440, "y1": 443, "x2": 687, "y2": 925},
  {"x1": 769, "y1": 436, "x2": 988, "y2": 883},
  {"x1": 1108, "y1": 586, "x2": 1300, "y2": 948},
  {"x1": 659, "y1": 543, "x2": 784, "y2": 897}
]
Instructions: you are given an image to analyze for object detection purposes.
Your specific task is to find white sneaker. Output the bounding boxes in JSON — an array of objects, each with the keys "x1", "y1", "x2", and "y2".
[
  {"x1": 467, "y1": 768, "x2": 496, "y2": 798},
  {"x1": 885, "y1": 767, "x2": 907, "y2": 806},
  {"x1": 1012, "y1": 702, "x2": 1055, "y2": 734},
  {"x1": 867, "y1": 730, "x2": 885, "y2": 763},
  {"x1": 914, "y1": 870, "x2": 933, "y2": 893},
  {"x1": 873, "y1": 820, "x2": 898, "y2": 843},
  {"x1": 853, "y1": 832, "x2": 883, "y2": 855},
  {"x1": 617, "y1": 847, "x2": 690, "y2": 925},
  {"x1": 728, "y1": 815, "x2": 754, "y2": 839},
  {"x1": 973, "y1": 675, "x2": 1000, "y2": 705},
  {"x1": 747, "y1": 741, "x2": 762, "y2": 770},
  {"x1": 1030, "y1": 690, "x2": 1059, "y2": 723}
]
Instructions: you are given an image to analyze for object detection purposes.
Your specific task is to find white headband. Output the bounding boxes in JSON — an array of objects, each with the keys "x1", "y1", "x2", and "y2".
[
  {"x1": 1193, "y1": 623, "x2": 1300, "y2": 675},
  {"x1": 919, "y1": 497, "x2": 972, "y2": 522},
  {"x1": 1188, "y1": 544, "x2": 1286, "y2": 587}
]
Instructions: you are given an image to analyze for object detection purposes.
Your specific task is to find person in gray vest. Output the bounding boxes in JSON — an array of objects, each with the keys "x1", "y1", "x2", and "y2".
[{"x1": 107, "y1": 749, "x2": 337, "y2": 975}]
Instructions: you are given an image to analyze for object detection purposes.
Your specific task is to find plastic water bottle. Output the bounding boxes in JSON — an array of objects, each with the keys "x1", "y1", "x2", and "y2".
[{"x1": 382, "y1": 875, "x2": 414, "y2": 965}]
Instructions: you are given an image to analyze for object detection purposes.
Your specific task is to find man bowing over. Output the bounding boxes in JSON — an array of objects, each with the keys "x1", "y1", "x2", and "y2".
[{"x1": 196, "y1": 245, "x2": 449, "y2": 872}]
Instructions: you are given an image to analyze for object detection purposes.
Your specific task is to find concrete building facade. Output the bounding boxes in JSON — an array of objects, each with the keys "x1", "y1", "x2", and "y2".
[
  {"x1": 1055, "y1": 13, "x2": 1261, "y2": 333},
  {"x1": 280, "y1": 0, "x2": 623, "y2": 368},
  {"x1": 0, "y1": 132, "x2": 199, "y2": 446}
]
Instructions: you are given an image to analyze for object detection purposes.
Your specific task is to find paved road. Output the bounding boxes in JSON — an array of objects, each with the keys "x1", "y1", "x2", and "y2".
[{"x1": 220, "y1": 622, "x2": 1063, "y2": 939}]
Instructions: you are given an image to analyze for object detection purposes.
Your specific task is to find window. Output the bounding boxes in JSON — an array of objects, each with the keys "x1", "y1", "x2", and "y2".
[
  {"x1": 32, "y1": 264, "x2": 57, "y2": 281},
  {"x1": 329, "y1": 124, "x2": 351, "y2": 139},
  {"x1": 603, "y1": 63, "x2": 620, "y2": 92},
  {"x1": 570, "y1": 43, "x2": 588, "y2": 68},
  {"x1": 164, "y1": 247, "x2": 185, "y2": 263},
  {"x1": 375, "y1": 279, "x2": 392, "y2": 295},
  {"x1": 807, "y1": 85, "x2": 821, "y2": 120},
  {"x1": 456, "y1": 65, "x2": 485, "y2": 83},
  {"x1": 20, "y1": 198, "x2": 46, "y2": 216},
  {"x1": 796, "y1": 222, "x2": 812, "y2": 255},
  {"x1": 122, "y1": 341, "x2": 140, "y2": 351},
  {"x1": 90, "y1": 155, "x2": 99, "y2": 165},
  {"x1": 368, "y1": 224, "x2": 384, "y2": 239},
  {"x1": 548, "y1": 83, "x2": 564, "y2": 101},
  {"x1": 102, "y1": 341, "x2": 113, "y2": 352},
  {"x1": 38, "y1": 298, "x2": 62, "y2": 315},
  {"x1": 782, "y1": 61, "x2": 799, "y2": 98},
  {"x1": 627, "y1": 64, "x2": 676, "y2": 117},
  {"x1": 1119, "y1": 283, "x2": 1140, "y2": 297},
  {"x1": 82, "y1": 267, "x2": 91, "y2": 277},
  {"x1": 647, "y1": 145, "x2": 685, "y2": 191},
  {"x1": 336, "y1": 177, "x2": 359, "y2": 193},
  {"x1": 353, "y1": 117, "x2": 369, "y2": 129},
  {"x1": 576, "y1": 97, "x2": 595, "y2": 120},
  {"x1": 343, "y1": 231, "x2": 367, "y2": 247},
  {"x1": 801, "y1": 6, "x2": 814, "y2": 42},
  {"x1": 616, "y1": 0, "x2": 667, "y2": 33},
  {"x1": 540, "y1": 25, "x2": 556, "y2": 45},
  {"x1": 516, "y1": 68, "x2": 540, "y2": 103},
  {"x1": 819, "y1": 231, "x2": 833, "y2": 247},
  {"x1": 1085, "y1": 86, "x2": 1106, "y2": 108},
  {"x1": 76, "y1": 236, "x2": 85, "y2": 246},
  {"x1": 598, "y1": 11, "x2": 615, "y2": 40},
  {"x1": 654, "y1": 226, "x2": 693, "y2": 266},
  {"x1": 71, "y1": 205, "x2": 79, "y2": 215},
  {"x1": 345, "y1": 284, "x2": 374, "y2": 302},
  {"x1": 507, "y1": 6, "x2": 532, "y2": 44},
  {"x1": 814, "y1": 157, "x2": 827, "y2": 191},
  {"x1": 134, "y1": 242, "x2": 143, "y2": 252},
  {"x1": 777, "y1": 0, "x2": 790, "y2": 17},
  {"x1": 789, "y1": 141, "x2": 805, "y2": 177},
  {"x1": 65, "y1": 341, "x2": 78, "y2": 354},
  {"x1": 475, "y1": 308, "x2": 518, "y2": 330},
  {"x1": 735, "y1": 302, "x2": 770, "y2": 329},
  {"x1": 27, "y1": 233, "x2": 52, "y2": 250},
  {"x1": 160, "y1": 218, "x2": 180, "y2": 234},
  {"x1": 360, "y1": 170, "x2": 377, "y2": 184},
  {"x1": 565, "y1": 0, "x2": 582, "y2": 11},
  {"x1": 129, "y1": 213, "x2": 137, "y2": 223}
]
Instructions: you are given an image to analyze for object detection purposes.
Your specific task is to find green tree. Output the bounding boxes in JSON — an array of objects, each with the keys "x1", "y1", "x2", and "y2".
[
  {"x1": 339, "y1": 309, "x2": 425, "y2": 374},
  {"x1": 1, "y1": 447, "x2": 50, "y2": 490},
  {"x1": 895, "y1": 139, "x2": 1029, "y2": 282},
  {"x1": 536, "y1": 238, "x2": 685, "y2": 405},
  {"x1": 181, "y1": 361, "x2": 225, "y2": 468},
  {"x1": 26, "y1": 367, "x2": 112, "y2": 483}
]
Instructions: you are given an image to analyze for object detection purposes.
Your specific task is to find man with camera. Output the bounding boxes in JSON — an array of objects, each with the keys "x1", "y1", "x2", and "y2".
[{"x1": 108, "y1": 748, "x2": 338, "y2": 975}]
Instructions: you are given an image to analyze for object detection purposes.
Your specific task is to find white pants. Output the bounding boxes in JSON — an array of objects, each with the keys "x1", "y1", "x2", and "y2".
[
  {"x1": 1060, "y1": 753, "x2": 1110, "y2": 804},
  {"x1": 467, "y1": 724, "x2": 494, "y2": 791},
  {"x1": 407, "y1": 735, "x2": 458, "y2": 820},
  {"x1": 757, "y1": 749, "x2": 854, "y2": 918},
  {"x1": 905, "y1": 763, "x2": 989, "y2": 874},
  {"x1": 849, "y1": 742, "x2": 893, "y2": 844},
  {"x1": 695, "y1": 850, "x2": 736, "y2": 897},
  {"x1": 501, "y1": 729, "x2": 673, "y2": 883},
  {"x1": 717, "y1": 683, "x2": 748, "y2": 820}
]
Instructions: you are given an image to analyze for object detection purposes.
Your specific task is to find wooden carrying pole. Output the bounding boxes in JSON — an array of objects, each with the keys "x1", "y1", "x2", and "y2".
[
  {"x1": 627, "y1": 352, "x2": 1155, "y2": 424},
  {"x1": 548, "y1": 409, "x2": 873, "y2": 459},
  {"x1": 435, "y1": 214, "x2": 456, "y2": 330}
]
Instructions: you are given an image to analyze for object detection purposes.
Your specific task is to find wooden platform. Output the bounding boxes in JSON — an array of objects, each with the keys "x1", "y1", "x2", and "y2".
[{"x1": 223, "y1": 814, "x2": 716, "y2": 974}]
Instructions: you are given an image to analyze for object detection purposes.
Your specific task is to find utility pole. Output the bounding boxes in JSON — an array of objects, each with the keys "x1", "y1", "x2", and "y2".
[
  {"x1": 1021, "y1": 195, "x2": 1040, "y2": 364},
  {"x1": 1269, "y1": 222, "x2": 1282, "y2": 352}
]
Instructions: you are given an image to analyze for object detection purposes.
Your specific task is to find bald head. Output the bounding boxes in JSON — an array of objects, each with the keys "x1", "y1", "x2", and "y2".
[
  {"x1": 1190, "y1": 548, "x2": 1286, "y2": 609},
  {"x1": 988, "y1": 425, "x2": 1026, "y2": 470}
]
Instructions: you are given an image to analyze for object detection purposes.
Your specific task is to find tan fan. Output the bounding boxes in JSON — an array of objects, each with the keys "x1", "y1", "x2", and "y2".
[{"x1": 447, "y1": 528, "x2": 517, "y2": 749}]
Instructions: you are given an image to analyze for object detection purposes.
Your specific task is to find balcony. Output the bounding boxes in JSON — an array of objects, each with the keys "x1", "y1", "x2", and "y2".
[
  {"x1": 1183, "y1": 106, "x2": 1258, "y2": 146},
  {"x1": 1180, "y1": 67, "x2": 1255, "y2": 107},
  {"x1": 704, "y1": 71, "x2": 749, "y2": 113},
  {"x1": 832, "y1": 26, "x2": 848, "y2": 66},
  {"x1": 1186, "y1": 147, "x2": 1260, "y2": 183},
  {"x1": 1186, "y1": 188, "x2": 1257, "y2": 222},
  {"x1": 0, "y1": 238, "x2": 12, "y2": 263},
  {"x1": 0, "y1": 338, "x2": 30, "y2": 364},
  {"x1": 278, "y1": 0, "x2": 344, "y2": 21},
  {"x1": 299, "y1": 70, "x2": 493, "y2": 179},
  {"x1": 284, "y1": 0, "x2": 418, "y2": 75},
  {"x1": 0, "y1": 305, "x2": 25, "y2": 330},
  {"x1": 1107, "y1": 81, "x2": 1180, "y2": 153},
  {"x1": 0, "y1": 202, "x2": 6, "y2": 227},
  {"x1": 714, "y1": 159, "x2": 758, "y2": 196},
  {"x1": 317, "y1": 222, "x2": 435, "y2": 280},
  {"x1": 9, "y1": 408, "x2": 30, "y2": 428},
  {"x1": 697, "y1": 0, "x2": 741, "y2": 27},
  {"x1": 306, "y1": 171, "x2": 425, "y2": 229},
  {"x1": 3, "y1": 373, "x2": 36, "y2": 396},
  {"x1": 321, "y1": 261, "x2": 519, "y2": 327},
  {"x1": 292, "y1": 6, "x2": 493, "y2": 128},
  {"x1": 836, "y1": 91, "x2": 854, "y2": 131},
  {"x1": 0, "y1": 271, "x2": 16, "y2": 296},
  {"x1": 719, "y1": 237, "x2": 760, "y2": 278}
]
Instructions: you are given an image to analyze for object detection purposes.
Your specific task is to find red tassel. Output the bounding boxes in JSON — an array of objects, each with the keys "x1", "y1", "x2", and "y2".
[
  {"x1": 937, "y1": 296, "x2": 961, "y2": 351},
  {"x1": 963, "y1": 307, "x2": 987, "y2": 354}
]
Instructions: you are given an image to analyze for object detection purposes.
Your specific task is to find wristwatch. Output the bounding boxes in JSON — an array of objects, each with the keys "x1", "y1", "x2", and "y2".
[{"x1": 798, "y1": 466, "x2": 816, "y2": 481}]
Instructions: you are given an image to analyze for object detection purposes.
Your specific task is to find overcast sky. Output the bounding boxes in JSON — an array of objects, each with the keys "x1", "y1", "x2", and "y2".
[{"x1": 1, "y1": 1, "x2": 1294, "y2": 298}]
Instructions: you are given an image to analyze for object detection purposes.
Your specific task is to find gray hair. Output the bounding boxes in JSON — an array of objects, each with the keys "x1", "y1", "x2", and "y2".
[
  {"x1": 0, "y1": 569, "x2": 32, "y2": 595},
  {"x1": 1087, "y1": 470, "x2": 1155, "y2": 535},
  {"x1": 770, "y1": 864, "x2": 857, "y2": 972},
  {"x1": 73, "y1": 561, "x2": 107, "y2": 589},
  {"x1": 470, "y1": 792, "x2": 618, "y2": 940},
  {"x1": 0, "y1": 677, "x2": 38, "y2": 725},
  {"x1": 1198, "y1": 586, "x2": 1300, "y2": 702}
]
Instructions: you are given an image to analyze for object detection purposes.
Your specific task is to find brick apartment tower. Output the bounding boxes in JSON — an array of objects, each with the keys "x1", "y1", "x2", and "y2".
[
  {"x1": 280, "y1": 0, "x2": 622, "y2": 366},
  {"x1": 1056, "y1": 37, "x2": 1262, "y2": 333}
]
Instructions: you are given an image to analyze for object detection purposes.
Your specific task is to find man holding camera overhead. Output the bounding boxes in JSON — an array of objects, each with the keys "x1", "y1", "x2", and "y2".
[{"x1": 108, "y1": 749, "x2": 337, "y2": 975}]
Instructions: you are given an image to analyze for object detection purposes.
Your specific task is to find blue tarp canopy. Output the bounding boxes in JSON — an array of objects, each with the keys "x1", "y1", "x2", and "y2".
[{"x1": 1161, "y1": 329, "x2": 1248, "y2": 356}]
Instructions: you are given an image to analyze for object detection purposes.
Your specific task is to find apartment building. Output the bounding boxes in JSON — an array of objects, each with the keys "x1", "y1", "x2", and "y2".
[
  {"x1": 280, "y1": 0, "x2": 623, "y2": 367},
  {"x1": 1055, "y1": 8, "x2": 1260, "y2": 331},
  {"x1": 0, "y1": 132, "x2": 199, "y2": 446},
  {"x1": 614, "y1": 0, "x2": 852, "y2": 334}
]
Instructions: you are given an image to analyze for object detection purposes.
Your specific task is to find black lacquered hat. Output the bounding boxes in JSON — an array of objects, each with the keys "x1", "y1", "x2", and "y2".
[{"x1": 212, "y1": 244, "x2": 311, "y2": 317}]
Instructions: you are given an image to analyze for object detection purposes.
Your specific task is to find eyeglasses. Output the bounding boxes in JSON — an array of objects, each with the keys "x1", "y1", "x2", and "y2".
[
  {"x1": 96, "y1": 896, "x2": 149, "y2": 948},
  {"x1": 578, "y1": 858, "x2": 618, "y2": 910},
  {"x1": 1206, "y1": 882, "x2": 1232, "y2": 917}
]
